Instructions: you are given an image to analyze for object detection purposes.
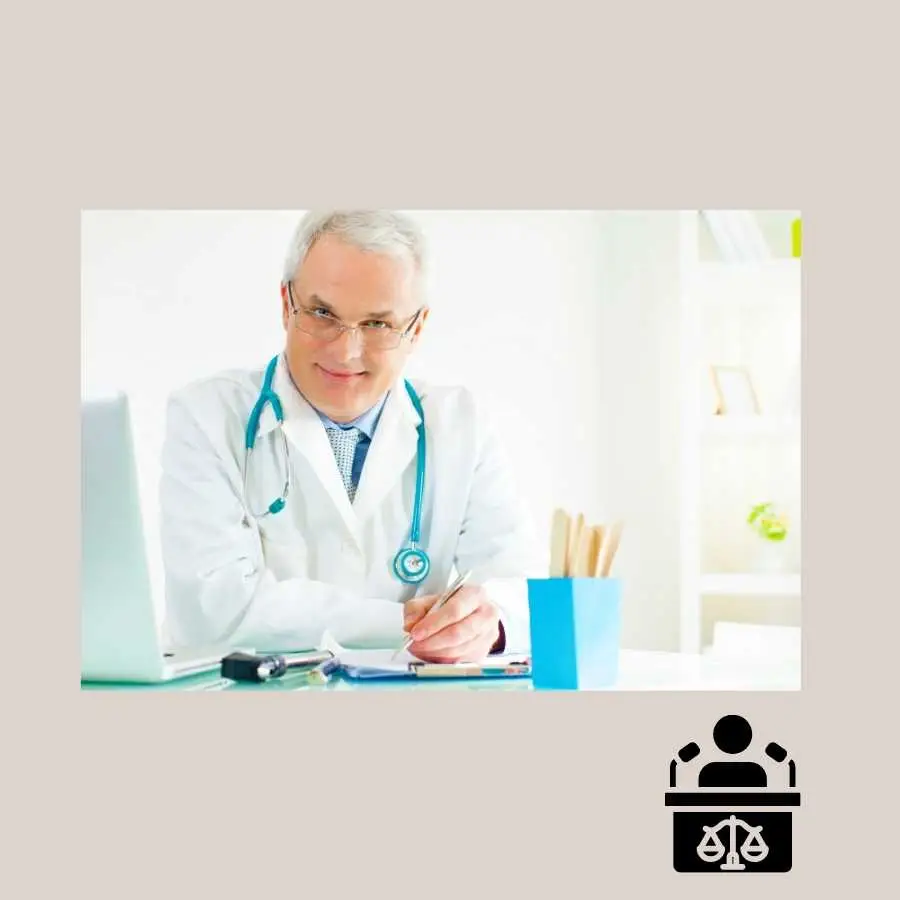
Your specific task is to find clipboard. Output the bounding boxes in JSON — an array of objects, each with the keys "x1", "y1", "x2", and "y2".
[
  {"x1": 320, "y1": 646, "x2": 531, "y2": 681},
  {"x1": 342, "y1": 657, "x2": 532, "y2": 680}
]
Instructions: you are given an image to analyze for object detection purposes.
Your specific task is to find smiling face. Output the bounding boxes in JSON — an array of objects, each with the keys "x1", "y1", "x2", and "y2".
[{"x1": 281, "y1": 233, "x2": 428, "y2": 423}]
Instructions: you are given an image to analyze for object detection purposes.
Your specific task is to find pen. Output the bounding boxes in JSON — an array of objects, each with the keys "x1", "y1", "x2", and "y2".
[{"x1": 393, "y1": 569, "x2": 472, "y2": 660}]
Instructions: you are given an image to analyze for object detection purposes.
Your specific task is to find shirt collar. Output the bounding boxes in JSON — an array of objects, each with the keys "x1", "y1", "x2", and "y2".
[{"x1": 313, "y1": 392, "x2": 388, "y2": 440}]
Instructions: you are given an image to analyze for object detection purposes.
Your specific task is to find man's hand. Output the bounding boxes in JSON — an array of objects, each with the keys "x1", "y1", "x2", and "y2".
[{"x1": 402, "y1": 585, "x2": 503, "y2": 663}]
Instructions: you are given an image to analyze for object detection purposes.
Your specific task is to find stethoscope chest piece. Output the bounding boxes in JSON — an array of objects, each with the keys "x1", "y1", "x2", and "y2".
[{"x1": 392, "y1": 545, "x2": 430, "y2": 584}]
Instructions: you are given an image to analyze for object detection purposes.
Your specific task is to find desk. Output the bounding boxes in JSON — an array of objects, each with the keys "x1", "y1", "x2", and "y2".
[{"x1": 81, "y1": 649, "x2": 801, "y2": 691}]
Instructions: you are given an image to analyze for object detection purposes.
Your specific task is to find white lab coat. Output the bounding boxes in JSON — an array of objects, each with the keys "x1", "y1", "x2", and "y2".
[{"x1": 159, "y1": 354, "x2": 547, "y2": 654}]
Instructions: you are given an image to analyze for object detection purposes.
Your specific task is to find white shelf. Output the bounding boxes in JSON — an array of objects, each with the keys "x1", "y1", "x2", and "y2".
[
  {"x1": 696, "y1": 258, "x2": 800, "y2": 275},
  {"x1": 678, "y1": 212, "x2": 803, "y2": 654},
  {"x1": 700, "y1": 573, "x2": 801, "y2": 597},
  {"x1": 692, "y1": 258, "x2": 801, "y2": 309},
  {"x1": 702, "y1": 415, "x2": 800, "y2": 438}
]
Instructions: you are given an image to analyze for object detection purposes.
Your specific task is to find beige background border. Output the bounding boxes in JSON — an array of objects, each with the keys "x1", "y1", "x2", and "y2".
[{"x1": 6, "y1": 2, "x2": 897, "y2": 895}]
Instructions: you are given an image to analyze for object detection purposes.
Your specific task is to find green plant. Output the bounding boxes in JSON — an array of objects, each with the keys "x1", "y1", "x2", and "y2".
[{"x1": 747, "y1": 502, "x2": 789, "y2": 542}]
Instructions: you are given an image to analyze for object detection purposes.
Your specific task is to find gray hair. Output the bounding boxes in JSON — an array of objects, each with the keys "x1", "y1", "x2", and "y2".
[{"x1": 282, "y1": 210, "x2": 427, "y2": 285}]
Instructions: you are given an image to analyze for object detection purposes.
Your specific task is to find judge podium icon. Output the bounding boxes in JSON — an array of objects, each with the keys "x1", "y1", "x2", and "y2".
[{"x1": 665, "y1": 715, "x2": 800, "y2": 873}]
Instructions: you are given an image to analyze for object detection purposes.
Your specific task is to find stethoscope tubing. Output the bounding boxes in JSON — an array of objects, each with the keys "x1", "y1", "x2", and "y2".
[{"x1": 242, "y1": 354, "x2": 430, "y2": 584}]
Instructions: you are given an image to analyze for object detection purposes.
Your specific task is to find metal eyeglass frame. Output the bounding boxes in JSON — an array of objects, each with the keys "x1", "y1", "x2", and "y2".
[{"x1": 287, "y1": 282, "x2": 423, "y2": 350}]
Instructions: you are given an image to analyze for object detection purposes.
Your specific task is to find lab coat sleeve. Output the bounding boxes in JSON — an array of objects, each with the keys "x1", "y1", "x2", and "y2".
[
  {"x1": 159, "y1": 393, "x2": 404, "y2": 653},
  {"x1": 451, "y1": 396, "x2": 549, "y2": 654}
]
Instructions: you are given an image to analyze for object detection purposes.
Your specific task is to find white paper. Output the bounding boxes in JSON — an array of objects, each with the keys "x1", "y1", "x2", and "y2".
[
  {"x1": 335, "y1": 647, "x2": 419, "y2": 672},
  {"x1": 336, "y1": 647, "x2": 529, "y2": 673},
  {"x1": 318, "y1": 632, "x2": 417, "y2": 671},
  {"x1": 320, "y1": 634, "x2": 528, "y2": 673}
]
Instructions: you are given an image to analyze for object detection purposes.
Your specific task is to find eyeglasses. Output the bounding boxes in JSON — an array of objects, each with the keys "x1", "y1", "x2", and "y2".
[{"x1": 287, "y1": 282, "x2": 423, "y2": 351}]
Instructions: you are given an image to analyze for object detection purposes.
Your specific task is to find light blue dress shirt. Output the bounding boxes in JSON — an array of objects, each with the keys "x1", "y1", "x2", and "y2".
[{"x1": 315, "y1": 392, "x2": 388, "y2": 491}]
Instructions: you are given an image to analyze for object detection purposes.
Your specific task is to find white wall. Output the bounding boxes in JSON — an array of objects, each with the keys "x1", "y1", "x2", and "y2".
[
  {"x1": 81, "y1": 209, "x2": 687, "y2": 650},
  {"x1": 596, "y1": 212, "x2": 685, "y2": 650}
]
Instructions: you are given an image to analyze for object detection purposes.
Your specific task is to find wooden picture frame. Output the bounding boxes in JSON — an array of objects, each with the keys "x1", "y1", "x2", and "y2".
[{"x1": 710, "y1": 365, "x2": 760, "y2": 415}]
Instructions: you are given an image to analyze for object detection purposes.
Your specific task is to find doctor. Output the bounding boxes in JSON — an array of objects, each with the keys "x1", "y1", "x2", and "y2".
[{"x1": 159, "y1": 210, "x2": 546, "y2": 661}]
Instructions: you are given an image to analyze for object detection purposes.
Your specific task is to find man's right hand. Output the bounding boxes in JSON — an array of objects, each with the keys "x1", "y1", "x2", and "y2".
[{"x1": 401, "y1": 587, "x2": 502, "y2": 663}]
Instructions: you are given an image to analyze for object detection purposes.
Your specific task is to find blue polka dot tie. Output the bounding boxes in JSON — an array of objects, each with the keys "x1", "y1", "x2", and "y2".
[{"x1": 326, "y1": 427, "x2": 362, "y2": 501}]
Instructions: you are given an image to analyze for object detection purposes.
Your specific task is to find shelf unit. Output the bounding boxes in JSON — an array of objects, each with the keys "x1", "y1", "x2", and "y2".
[
  {"x1": 678, "y1": 211, "x2": 802, "y2": 654},
  {"x1": 702, "y1": 416, "x2": 800, "y2": 438},
  {"x1": 700, "y1": 573, "x2": 801, "y2": 597}
]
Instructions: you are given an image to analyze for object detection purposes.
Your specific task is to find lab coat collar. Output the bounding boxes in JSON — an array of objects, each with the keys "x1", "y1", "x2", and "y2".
[
  {"x1": 351, "y1": 374, "x2": 423, "y2": 523},
  {"x1": 255, "y1": 355, "x2": 422, "y2": 542}
]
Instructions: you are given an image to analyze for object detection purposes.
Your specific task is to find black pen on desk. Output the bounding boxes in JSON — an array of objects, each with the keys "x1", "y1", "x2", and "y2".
[{"x1": 393, "y1": 569, "x2": 472, "y2": 660}]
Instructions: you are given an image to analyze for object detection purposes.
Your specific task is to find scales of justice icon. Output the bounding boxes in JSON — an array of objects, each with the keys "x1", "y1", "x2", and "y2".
[
  {"x1": 665, "y1": 714, "x2": 800, "y2": 873},
  {"x1": 696, "y1": 813, "x2": 768, "y2": 871}
]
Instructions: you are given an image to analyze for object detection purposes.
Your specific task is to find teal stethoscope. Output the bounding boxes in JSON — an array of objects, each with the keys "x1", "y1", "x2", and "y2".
[{"x1": 242, "y1": 355, "x2": 431, "y2": 585}]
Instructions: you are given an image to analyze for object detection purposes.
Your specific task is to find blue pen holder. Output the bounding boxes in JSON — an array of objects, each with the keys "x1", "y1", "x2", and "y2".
[{"x1": 527, "y1": 578, "x2": 622, "y2": 690}]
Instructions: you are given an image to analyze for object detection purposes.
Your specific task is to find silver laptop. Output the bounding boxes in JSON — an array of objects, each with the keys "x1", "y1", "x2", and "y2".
[{"x1": 81, "y1": 392, "x2": 228, "y2": 683}]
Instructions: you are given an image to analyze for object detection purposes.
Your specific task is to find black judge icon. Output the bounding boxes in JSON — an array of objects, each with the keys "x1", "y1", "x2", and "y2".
[
  {"x1": 666, "y1": 714, "x2": 800, "y2": 873},
  {"x1": 670, "y1": 714, "x2": 797, "y2": 789}
]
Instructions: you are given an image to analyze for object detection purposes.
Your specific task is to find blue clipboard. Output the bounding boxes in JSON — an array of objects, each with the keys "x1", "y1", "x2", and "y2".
[{"x1": 320, "y1": 654, "x2": 532, "y2": 681}]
